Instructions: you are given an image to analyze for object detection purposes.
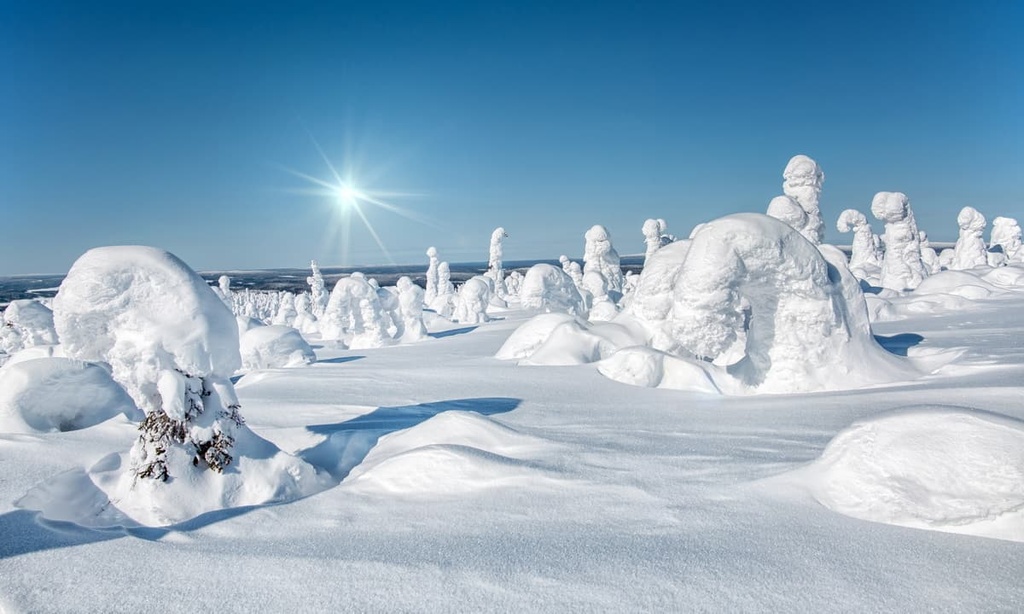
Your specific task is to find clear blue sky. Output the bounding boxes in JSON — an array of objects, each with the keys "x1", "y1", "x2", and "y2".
[{"x1": 1, "y1": 1, "x2": 1021, "y2": 275}]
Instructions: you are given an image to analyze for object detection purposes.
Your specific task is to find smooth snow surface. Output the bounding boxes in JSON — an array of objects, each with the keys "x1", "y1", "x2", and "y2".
[
  {"x1": 783, "y1": 407, "x2": 1024, "y2": 542},
  {"x1": 240, "y1": 325, "x2": 316, "y2": 370}
]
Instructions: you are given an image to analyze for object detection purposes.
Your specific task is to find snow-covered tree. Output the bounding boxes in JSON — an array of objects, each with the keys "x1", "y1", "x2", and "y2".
[
  {"x1": 453, "y1": 276, "x2": 492, "y2": 324},
  {"x1": 642, "y1": 219, "x2": 665, "y2": 263},
  {"x1": 487, "y1": 227, "x2": 508, "y2": 298},
  {"x1": 782, "y1": 154, "x2": 826, "y2": 244},
  {"x1": 582, "y1": 270, "x2": 619, "y2": 321},
  {"x1": 271, "y1": 292, "x2": 297, "y2": 326},
  {"x1": 871, "y1": 191, "x2": 927, "y2": 291},
  {"x1": 397, "y1": 276, "x2": 428, "y2": 342},
  {"x1": 504, "y1": 269, "x2": 524, "y2": 298},
  {"x1": 320, "y1": 273, "x2": 392, "y2": 349},
  {"x1": 240, "y1": 325, "x2": 316, "y2": 370},
  {"x1": 991, "y1": 216, "x2": 1022, "y2": 263},
  {"x1": 836, "y1": 209, "x2": 883, "y2": 273},
  {"x1": 559, "y1": 255, "x2": 584, "y2": 290},
  {"x1": 292, "y1": 293, "x2": 319, "y2": 335},
  {"x1": 951, "y1": 206, "x2": 988, "y2": 270},
  {"x1": 766, "y1": 195, "x2": 808, "y2": 236},
  {"x1": 1, "y1": 300, "x2": 58, "y2": 355},
  {"x1": 519, "y1": 264, "x2": 585, "y2": 315},
  {"x1": 307, "y1": 260, "x2": 328, "y2": 317},
  {"x1": 918, "y1": 231, "x2": 940, "y2": 274},
  {"x1": 425, "y1": 247, "x2": 440, "y2": 304},
  {"x1": 583, "y1": 225, "x2": 623, "y2": 296}
]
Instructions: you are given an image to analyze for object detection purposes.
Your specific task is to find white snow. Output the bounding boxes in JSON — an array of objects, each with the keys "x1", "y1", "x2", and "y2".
[
  {"x1": 781, "y1": 154, "x2": 825, "y2": 244},
  {"x1": 871, "y1": 191, "x2": 928, "y2": 291},
  {"x1": 240, "y1": 325, "x2": 316, "y2": 370},
  {"x1": 951, "y1": 205, "x2": 989, "y2": 270},
  {"x1": 518, "y1": 263, "x2": 586, "y2": 316}
]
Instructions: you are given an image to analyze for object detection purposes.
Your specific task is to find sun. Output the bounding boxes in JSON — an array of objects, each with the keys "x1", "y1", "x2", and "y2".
[{"x1": 335, "y1": 184, "x2": 363, "y2": 209}]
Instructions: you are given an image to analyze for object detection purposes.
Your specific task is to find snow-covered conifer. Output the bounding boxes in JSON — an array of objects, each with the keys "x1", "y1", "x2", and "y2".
[
  {"x1": 583, "y1": 225, "x2": 623, "y2": 296},
  {"x1": 782, "y1": 154, "x2": 826, "y2": 244},
  {"x1": 425, "y1": 247, "x2": 440, "y2": 304},
  {"x1": 453, "y1": 276, "x2": 492, "y2": 324},
  {"x1": 871, "y1": 191, "x2": 927, "y2": 291},
  {"x1": 519, "y1": 264, "x2": 585, "y2": 315},
  {"x1": 307, "y1": 260, "x2": 328, "y2": 317},
  {"x1": 836, "y1": 209, "x2": 883, "y2": 273},
  {"x1": 951, "y1": 206, "x2": 988, "y2": 270},
  {"x1": 487, "y1": 227, "x2": 508, "y2": 297},
  {"x1": 766, "y1": 195, "x2": 808, "y2": 235},
  {"x1": 918, "y1": 231, "x2": 940, "y2": 274},
  {"x1": 397, "y1": 276, "x2": 428, "y2": 342},
  {"x1": 991, "y1": 216, "x2": 1022, "y2": 263},
  {"x1": 320, "y1": 273, "x2": 392, "y2": 348}
]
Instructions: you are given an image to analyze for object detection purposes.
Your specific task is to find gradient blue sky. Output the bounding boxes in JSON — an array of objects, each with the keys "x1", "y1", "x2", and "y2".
[{"x1": 1, "y1": 1, "x2": 1021, "y2": 275}]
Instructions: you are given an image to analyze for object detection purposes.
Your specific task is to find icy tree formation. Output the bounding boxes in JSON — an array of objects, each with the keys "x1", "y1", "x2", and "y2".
[
  {"x1": 559, "y1": 255, "x2": 584, "y2": 291},
  {"x1": 1, "y1": 300, "x2": 59, "y2": 355},
  {"x1": 766, "y1": 195, "x2": 808, "y2": 235},
  {"x1": 53, "y1": 247, "x2": 247, "y2": 481},
  {"x1": 871, "y1": 192, "x2": 927, "y2": 291},
  {"x1": 919, "y1": 231, "x2": 940, "y2": 274},
  {"x1": 642, "y1": 219, "x2": 665, "y2": 262},
  {"x1": 583, "y1": 225, "x2": 623, "y2": 296},
  {"x1": 429, "y1": 261, "x2": 456, "y2": 318},
  {"x1": 396, "y1": 276, "x2": 428, "y2": 342},
  {"x1": 454, "y1": 276, "x2": 492, "y2": 324},
  {"x1": 320, "y1": 274, "x2": 391, "y2": 349},
  {"x1": 991, "y1": 216, "x2": 1022, "y2": 262},
  {"x1": 836, "y1": 209, "x2": 882, "y2": 272},
  {"x1": 487, "y1": 228, "x2": 508, "y2": 297},
  {"x1": 424, "y1": 246, "x2": 440, "y2": 305},
  {"x1": 951, "y1": 206, "x2": 988, "y2": 270},
  {"x1": 782, "y1": 154, "x2": 825, "y2": 244},
  {"x1": 307, "y1": 260, "x2": 328, "y2": 317},
  {"x1": 519, "y1": 263, "x2": 585, "y2": 315}
]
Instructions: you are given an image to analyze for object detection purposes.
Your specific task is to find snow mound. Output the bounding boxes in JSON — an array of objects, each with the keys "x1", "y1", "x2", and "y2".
[
  {"x1": 344, "y1": 411, "x2": 554, "y2": 496},
  {"x1": 495, "y1": 313, "x2": 579, "y2": 360},
  {"x1": 912, "y1": 270, "x2": 1000, "y2": 300},
  {"x1": 496, "y1": 315, "x2": 646, "y2": 366},
  {"x1": 19, "y1": 425, "x2": 327, "y2": 528},
  {"x1": 596, "y1": 346, "x2": 723, "y2": 394},
  {"x1": 2, "y1": 299, "x2": 59, "y2": 349},
  {"x1": 519, "y1": 263, "x2": 586, "y2": 315},
  {"x1": 0, "y1": 357, "x2": 137, "y2": 433},
  {"x1": 795, "y1": 407, "x2": 1024, "y2": 542},
  {"x1": 240, "y1": 325, "x2": 316, "y2": 370}
]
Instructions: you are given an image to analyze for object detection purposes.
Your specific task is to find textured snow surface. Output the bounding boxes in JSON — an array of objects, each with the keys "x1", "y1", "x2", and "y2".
[
  {"x1": 240, "y1": 325, "x2": 316, "y2": 370},
  {"x1": 4, "y1": 258, "x2": 1024, "y2": 611},
  {"x1": 783, "y1": 407, "x2": 1024, "y2": 542}
]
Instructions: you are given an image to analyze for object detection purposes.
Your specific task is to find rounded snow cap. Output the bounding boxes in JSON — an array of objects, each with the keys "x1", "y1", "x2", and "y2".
[
  {"x1": 957, "y1": 206, "x2": 986, "y2": 232},
  {"x1": 585, "y1": 224, "x2": 610, "y2": 242},
  {"x1": 426, "y1": 246, "x2": 438, "y2": 258},
  {"x1": 836, "y1": 209, "x2": 869, "y2": 233},
  {"x1": 783, "y1": 154, "x2": 824, "y2": 188},
  {"x1": 766, "y1": 195, "x2": 808, "y2": 229},
  {"x1": 642, "y1": 219, "x2": 661, "y2": 236},
  {"x1": 870, "y1": 191, "x2": 910, "y2": 223}
]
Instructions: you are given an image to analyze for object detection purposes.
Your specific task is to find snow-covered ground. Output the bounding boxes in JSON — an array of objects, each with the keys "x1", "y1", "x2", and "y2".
[{"x1": 3, "y1": 266, "x2": 1024, "y2": 611}]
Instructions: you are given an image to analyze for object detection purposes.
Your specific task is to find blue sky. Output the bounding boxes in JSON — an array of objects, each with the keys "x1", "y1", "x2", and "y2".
[{"x1": 1, "y1": 1, "x2": 1021, "y2": 275}]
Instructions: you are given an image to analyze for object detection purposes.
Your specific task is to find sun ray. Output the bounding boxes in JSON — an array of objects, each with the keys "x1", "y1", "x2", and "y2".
[{"x1": 349, "y1": 202, "x2": 394, "y2": 264}]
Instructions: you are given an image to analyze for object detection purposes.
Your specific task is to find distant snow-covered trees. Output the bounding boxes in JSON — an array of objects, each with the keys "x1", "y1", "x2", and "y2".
[
  {"x1": 871, "y1": 191, "x2": 927, "y2": 291},
  {"x1": 583, "y1": 225, "x2": 623, "y2": 297},
  {"x1": 951, "y1": 206, "x2": 988, "y2": 270},
  {"x1": 782, "y1": 155, "x2": 826, "y2": 244}
]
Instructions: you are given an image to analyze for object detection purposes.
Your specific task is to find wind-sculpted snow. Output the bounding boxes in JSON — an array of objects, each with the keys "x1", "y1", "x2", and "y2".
[
  {"x1": 0, "y1": 357, "x2": 137, "y2": 433},
  {"x1": 519, "y1": 264, "x2": 585, "y2": 316},
  {"x1": 453, "y1": 276, "x2": 492, "y2": 324},
  {"x1": 240, "y1": 325, "x2": 316, "y2": 370},
  {"x1": 951, "y1": 206, "x2": 988, "y2": 270},
  {"x1": 871, "y1": 191, "x2": 927, "y2": 291},
  {"x1": 766, "y1": 195, "x2": 807, "y2": 235},
  {"x1": 503, "y1": 214, "x2": 926, "y2": 394},
  {"x1": 583, "y1": 224, "x2": 623, "y2": 296},
  {"x1": 321, "y1": 273, "x2": 392, "y2": 348},
  {"x1": 991, "y1": 217, "x2": 1022, "y2": 262},
  {"x1": 789, "y1": 407, "x2": 1024, "y2": 542}
]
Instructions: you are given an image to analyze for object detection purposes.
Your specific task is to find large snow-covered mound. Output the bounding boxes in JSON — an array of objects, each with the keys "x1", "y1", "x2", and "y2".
[
  {"x1": 2, "y1": 299, "x2": 59, "y2": 351},
  {"x1": 343, "y1": 411, "x2": 558, "y2": 496},
  {"x1": 792, "y1": 407, "x2": 1024, "y2": 542},
  {"x1": 0, "y1": 357, "x2": 137, "y2": 433},
  {"x1": 52, "y1": 246, "x2": 241, "y2": 410},
  {"x1": 519, "y1": 263, "x2": 585, "y2": 315},
  {"x1": 240, "y1": 325, "x2": 316, "y2": 370}
]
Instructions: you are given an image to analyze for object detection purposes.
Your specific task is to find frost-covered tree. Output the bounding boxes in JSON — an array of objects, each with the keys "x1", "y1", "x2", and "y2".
[
  {"x1": 271, "y1": 292, "x2": 297, "y2": 326},
  {"x1": 520, "y1": 264, "x2": 585, "y2": 315},
  {"x1": 1, "y1": 300, "x2": 59, "y2": 355},
  {"x1": 918, "y1": 231, "x2": 940, "y2": 274},
  {"x1": 453, "y1": 276, "x2": 492, "y2": 324},
  {"x1": 320, "y1": 273, "x2": 392, "y2": 348},
  {"x1": 871, "y1": 191, "x2": 927, "y2": 291},
  {"x1": 836, "y1": 209, "x2": 882, "y2": 272},
  {"x1": 951, "y1": 206, "x2": 988, "y2": 270},
  {"x1": 782, "y1": 154, "x2": 826, "y2": 244},
  {"x1": 766, "y1": 195, "x2": 808, "y2": 236},
  {"x1": 291, "y1": 293, "x2": 319, "y2": 335},
  {"x1": 583, "y1": 225, "x2": 623, "y2": 296},
  {"x1": 504, "y1": 269, "x2": 524, "y2": 298},
  {"x1": 582, "y1": 270, "x2": 619, "y2": 321},
  {"x1": 642, "y1": 219, "x2": 665, "y2": 263},
  {"x1": 396, "y1": 276, "x2": 428, "y2": 342},
  {"x1": 487, "y1": 227, "x2": 508, "y2": 298},
  {"x1": 213, "y1": 275, "x2": 233, "y2": 308},
  {"x1": 307, "y1": 260, "x2": 329, "y2": 318},
  {"x1": 53, "y1": 247, "x2": 246, "y2": 481},
  {"x1": 559, "y1": 255, "x2": 585, "y2": 290},
  {"x1": 428, "y1": 261, "x2": 456, "y2": 318},
  {"x1": 991, "y1": 216, "x2": 1023, "y2": 263}
]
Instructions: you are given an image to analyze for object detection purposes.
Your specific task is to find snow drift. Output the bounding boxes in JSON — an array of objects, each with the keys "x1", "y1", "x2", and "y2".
[{"x1": 240, "y1": 325, "x2": 317, "y2": 370}]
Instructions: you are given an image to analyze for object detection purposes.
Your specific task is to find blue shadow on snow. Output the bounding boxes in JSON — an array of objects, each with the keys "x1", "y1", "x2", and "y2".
[
  {"x1": 427, "y1": 326, "x2": 478, "y2": 339},
  {"x1": 874, "y1": 332, "x2": 924, "y2": 357},
  {"x1": 316, "y1": 355, "x2": 366, "y2": 365}
]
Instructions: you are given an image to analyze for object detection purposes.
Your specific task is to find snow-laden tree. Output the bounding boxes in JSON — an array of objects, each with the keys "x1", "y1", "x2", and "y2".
[
  {"x1": 582, "y1": 270, "x2": 619, "y2": 321},
  {"x1": 214, "y1": 275, "x2": 232, "y2": 308},
  {"x1": 583, "y1": 225, "x2": 623, "y2": 296},
  {"x1": 425, "y1": 247, "x2": 440, "y2": 304},
  {"x1": 559, "y1": 255, "x2": 585, "y2": 291},
  {"x1": 320, "y1": 273, "x2": 392, "y2": 349},
  {"x1": 1, "y1": 300, "x2": 58, "y2": 355},
  {"x1": 307, "y1": 260, "x2": 328, "y2": 318},
  {"x1": 519, "y1": 263, "x2": 585, "y2": 315},
  {"x1": 642, "y1": 219, "x2": 665, "y2": 263},
  {"x1": 951, "y1": 206, "x2": 988, "y2": 270},
  {"x1": 487, "y1": 227, "x2": 508, "y2": 298},
  {"x1": 918, "y1": 231, "x2": 940, "y2": 274},
  {"x1": 453, "y1": 276, "x2": 492, "y2": 324},
  {"x1": 991, "y1": 216, "x2": 1022, "y2": 263},
  {"x1": 429, "y1": 261, "x2": 456, "y2": 318},
  {"x1": 871, "y1": 191, "x2": 927, "y2": 291},
  {"x1": 782, "y1": 154, "x2": 826, "y2": 244},
  {"x1": 504, "y1": 269, "x2": 524, "y2": 298},
  {"x1": 396, "y1": 276, "x2": 428, "y2": 342},
  {"x1": 271, "y1": 292, "x2": 297, "y2": 326},
  {"x1": 291, "y1": 293, "x2": 319, "y2": 335},
  {"x1": 766, "y1": 195, "x2": 808, "y2": 235},
  {"x1": 836, "y1": 209, "x2": 883, "y2": 273}
]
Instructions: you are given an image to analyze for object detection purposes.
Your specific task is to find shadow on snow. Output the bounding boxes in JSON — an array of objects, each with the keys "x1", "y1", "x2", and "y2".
[
  {"x1": 427, "y1": 326, "x2": 478, "y2": 339},
  {"x1": 874, "y1": 332, "x2": 925, "y2": 357}
]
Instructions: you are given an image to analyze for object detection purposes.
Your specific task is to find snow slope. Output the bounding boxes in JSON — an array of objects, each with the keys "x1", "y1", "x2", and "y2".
[{"x1": 3, "y1": 268, "x2": 1024, "y2": 610}]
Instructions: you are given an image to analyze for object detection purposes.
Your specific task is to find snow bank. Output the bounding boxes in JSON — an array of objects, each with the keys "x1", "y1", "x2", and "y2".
[
  {"x1": 240, "y1": 325, "x2": 316, "y2": 370},
  {"x1": 0, "y1": 357, "x2": 137, "y2": 433},
  {"x1": 794, "y1": 407, "x2": 1024, "y2": 543}
]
